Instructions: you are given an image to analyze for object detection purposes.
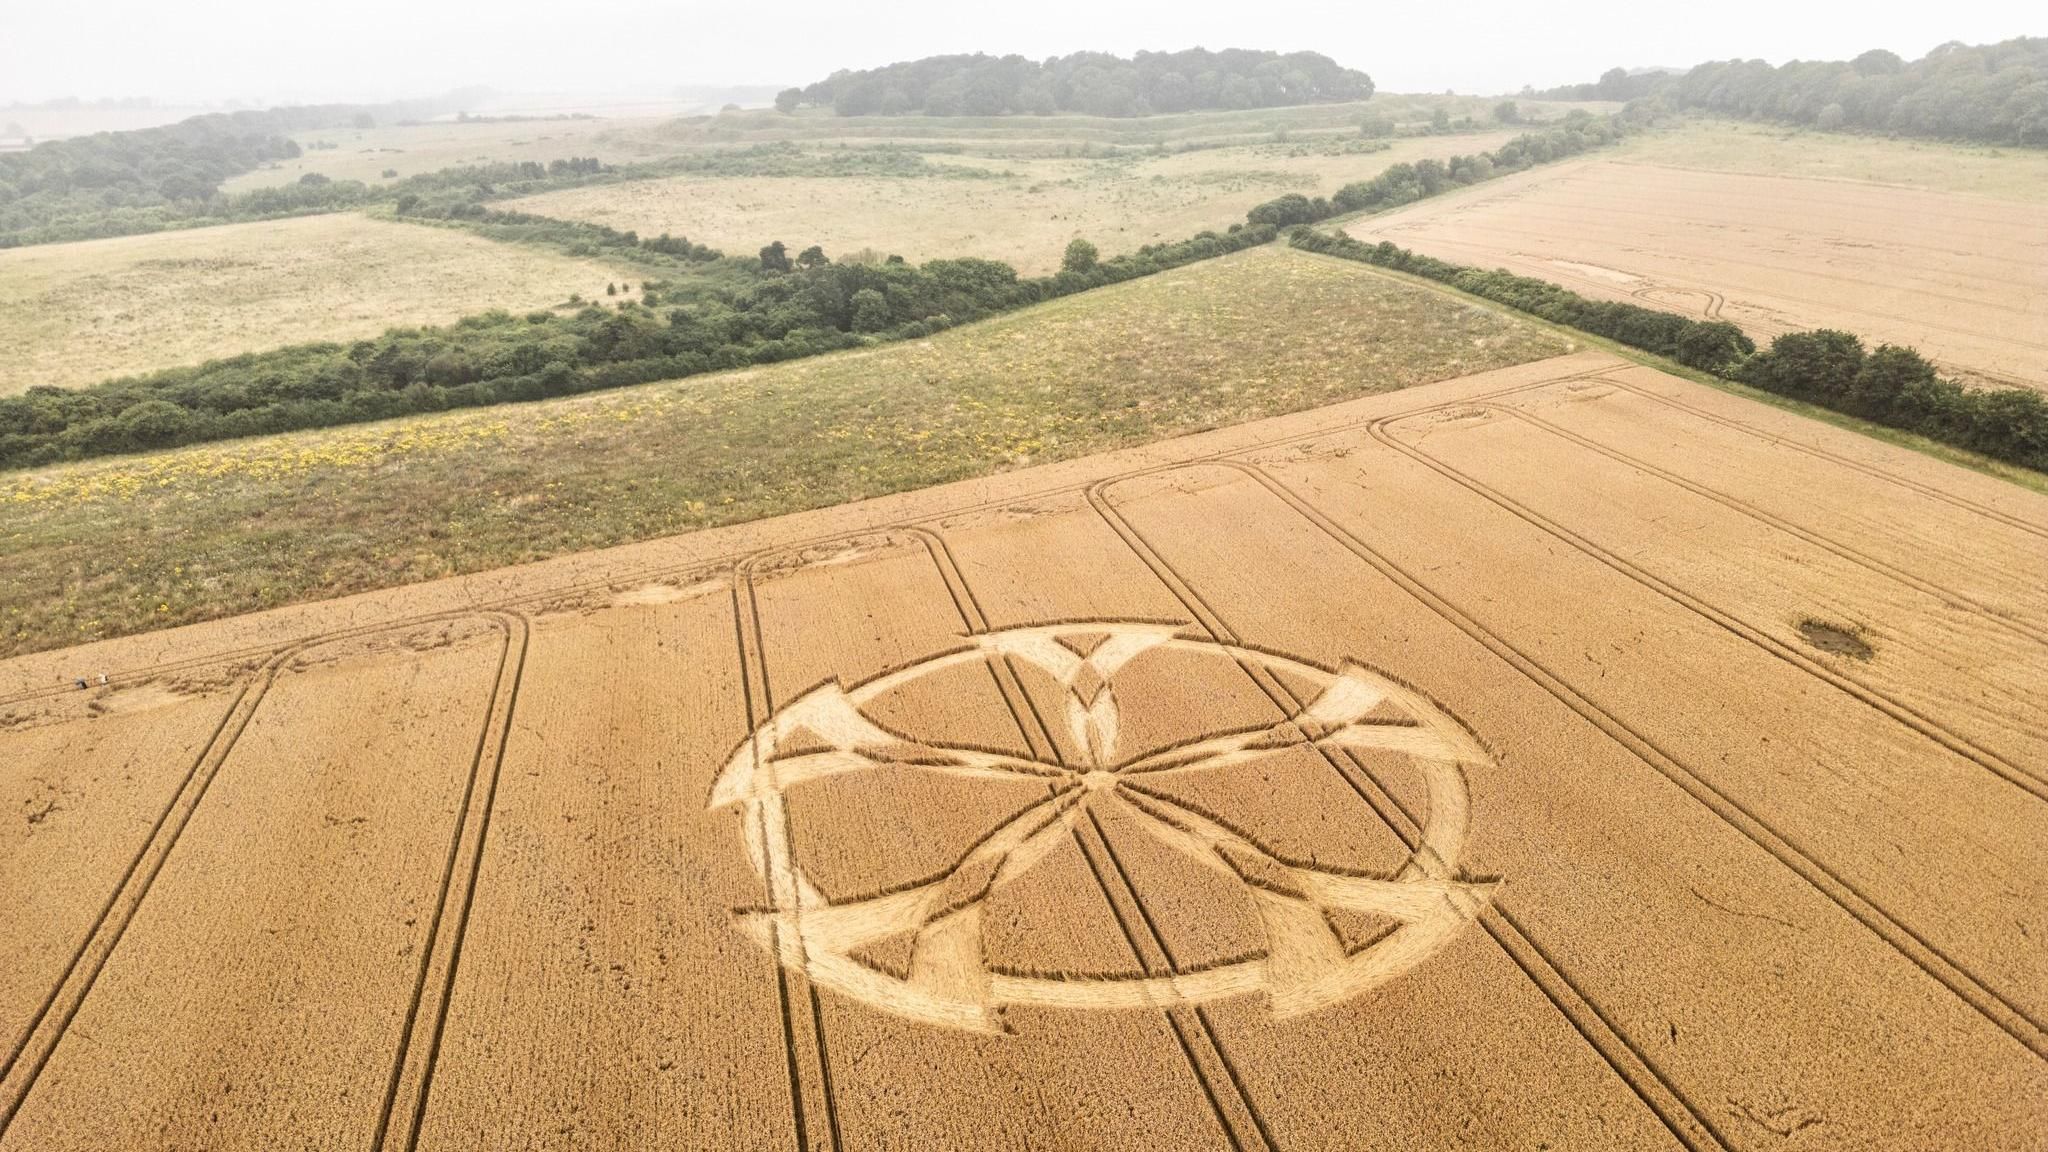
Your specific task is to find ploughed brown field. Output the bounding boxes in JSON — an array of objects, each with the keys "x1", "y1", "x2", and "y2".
[
  {"x1": 1344, "y1": 159, "x2": 2048, "y2": 392},
  {"x1": 4, "y1": 350, "x2": 2045, "y2": 1150}
]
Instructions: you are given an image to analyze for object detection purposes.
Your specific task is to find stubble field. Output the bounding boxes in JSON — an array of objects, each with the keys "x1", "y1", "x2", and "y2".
[
  {"x1": 3, "y1": 348, "x2": 2045, "y2": 1150},
  {"x1": 0, "y1": 212, "x2": 640, "y2": 393},
  {"x1": 1342, "y1": 155, "x2": 2048, "y2": 390}
]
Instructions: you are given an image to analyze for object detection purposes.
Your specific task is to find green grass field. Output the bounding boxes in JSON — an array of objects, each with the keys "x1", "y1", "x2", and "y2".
[{"x1": 0, "y1": 245, "x2": 1574, "y2": 655}]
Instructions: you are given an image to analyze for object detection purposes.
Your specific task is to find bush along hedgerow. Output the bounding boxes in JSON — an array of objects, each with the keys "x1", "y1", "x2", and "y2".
[{"x1": 1290, "y1": 228, "x2": 2046, "y2": 470}]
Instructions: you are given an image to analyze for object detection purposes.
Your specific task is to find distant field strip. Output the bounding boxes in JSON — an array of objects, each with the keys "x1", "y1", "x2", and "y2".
[
  {"x1": 506, "y1": 134, "x2": 1522, "y2": 274},
  {"x1": 1345, "y1": 159, "x2": 2048, "y2": 390},
  {"x1": 0, "y1": 213, "x2": 638, "y2": 394},
  {"x1": 219, "y1": 116, "x2": 681, "y2": 192},
  {"x1": 1614, "y1": 119, "x2": 2048, "y2": 202}
]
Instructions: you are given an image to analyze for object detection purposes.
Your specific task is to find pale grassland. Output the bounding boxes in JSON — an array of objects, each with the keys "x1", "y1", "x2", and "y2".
[
  {"x1": 1614, "y1": 117, "x2": 2048, "y2": 202},
  {"x1": 220, "y1": 116, "x2": 684, "y2": 192},
  {"x1": 219, "y1": 96, "x2": 1579, "y2": 194},
  {"x1": 0, "y1": 245, "x2": 1574, "y2": 655},
  {"x1": 0, "y1": 213, "x2": 642, "y2": 394},
  {"x1": 505, "y1": 132, "x2": 1525, "y2": 274},
  {"x1": 658, "y1": 96, "x2": 1613, "y2": 152}
]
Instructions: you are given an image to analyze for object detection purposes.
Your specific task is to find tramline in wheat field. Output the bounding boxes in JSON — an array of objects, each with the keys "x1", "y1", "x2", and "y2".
[{"x1": 3, "y1": 351, "x2": 2043, "y2": 1150}]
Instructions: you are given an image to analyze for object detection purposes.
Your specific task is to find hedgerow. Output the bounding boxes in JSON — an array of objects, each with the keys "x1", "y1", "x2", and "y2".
[
  {"x1": 1290, "y1": 229, "x2": 2046, "y2": 470},
  {"x1": 0, "y1": 223, "x2": 1273, "y2": 469}
]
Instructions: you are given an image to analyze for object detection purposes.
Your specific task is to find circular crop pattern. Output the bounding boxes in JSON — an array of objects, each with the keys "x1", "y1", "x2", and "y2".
[{"x1": 708, "y1": 621, "x2": 1497, "y2": 1033}]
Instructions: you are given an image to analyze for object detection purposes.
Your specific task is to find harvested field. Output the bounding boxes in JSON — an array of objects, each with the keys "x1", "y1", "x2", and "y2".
[
  {"x1": 0, "y1": 213, "x2": 639, "y2": 394},
  {"x1": 1342, "y1": 157, "x2": 2048, "y2": 391},
  {"x1": 505, "y1": 133, "x2": 1524, "y2": 274},
  {"x1": 4, "y1": 349, "x2": 2045, "y2": 1149}
]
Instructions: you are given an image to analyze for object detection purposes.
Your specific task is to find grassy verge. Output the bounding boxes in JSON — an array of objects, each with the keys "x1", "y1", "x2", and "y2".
[
  {"x1": 1290, "y1": 247, "x2": 2048, "y2": 495},
  {"x1": 0, "y1": 245, "x2": 1569, "y2": 656}
]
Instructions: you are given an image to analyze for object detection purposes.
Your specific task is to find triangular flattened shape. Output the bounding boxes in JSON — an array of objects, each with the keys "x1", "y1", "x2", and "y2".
[
  {"x1": 1070, "y1": 663, "x2": 1107, "y2": 705},
  {"x1": 773, "y1": 727, "x2": 841, "y2": 759},
  {"x1": 1056, "y1": 632, "x2": 1110, "y2": 658},
  {"x1": 1360, "y1": 698, "x2": 1420, "y2": 726},
  {"x1": 848, "y1": 930, "x2": 919, "y2": 980},
  {"x1": 1322, "y1": 906, "x2": 1402, "y2": 955},
  {"x1": 1214, "y1": 841, "x2": 1309, "y2": 901}
]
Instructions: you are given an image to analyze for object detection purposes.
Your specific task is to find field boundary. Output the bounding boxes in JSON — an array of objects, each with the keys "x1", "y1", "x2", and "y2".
[
  {"x1": 11, "y1": 357, "x2": 2040, "y2": 705},
  {"x1": 1284, "y1": 244, "x2": 2048, "y2": 486}
]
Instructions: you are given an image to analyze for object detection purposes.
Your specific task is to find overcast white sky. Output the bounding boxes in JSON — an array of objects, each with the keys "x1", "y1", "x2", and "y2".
[{"x1": 1, "y1": 0, "x2": 2038, "y2": 106}]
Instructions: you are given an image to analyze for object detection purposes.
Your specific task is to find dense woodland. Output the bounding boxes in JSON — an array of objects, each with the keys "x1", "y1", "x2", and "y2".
[
  {"x1": 1544, "y1": 38, "x2": 2048, "y2": 146},
  {"x1": 778, "y1": 49, "x2": 1373, "y2": 117}
]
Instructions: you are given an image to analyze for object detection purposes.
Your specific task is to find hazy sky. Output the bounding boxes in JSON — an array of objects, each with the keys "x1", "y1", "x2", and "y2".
[{"x1": 2, "y1": 0, "x2": 2038, "y2": 106}]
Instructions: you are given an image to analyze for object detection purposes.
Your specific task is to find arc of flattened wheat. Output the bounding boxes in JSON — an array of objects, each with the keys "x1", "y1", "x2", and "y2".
[{"x1": 707, "y1": 623, "x2": 1497, "y2": 1033}]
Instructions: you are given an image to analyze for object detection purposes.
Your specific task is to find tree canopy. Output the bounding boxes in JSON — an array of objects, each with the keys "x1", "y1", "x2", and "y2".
[
  {"x1": 1542, "y1": 38, "x2": 2048, "y2": 146},
  {"x1": 785, "y1": 49, "x2": 1373, "y2": 118}
]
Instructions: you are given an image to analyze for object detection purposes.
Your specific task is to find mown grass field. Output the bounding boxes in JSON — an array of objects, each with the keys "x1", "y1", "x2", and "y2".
[
  {"x1": 506, "y1": 132, "x2": 1524, "y2": 274},
  {"x1": 0, "y1": 245, "x2": 1574, "y2": 655},
  {"x1": 0, "y1": 213, "x2": 642, "y2": 393}
]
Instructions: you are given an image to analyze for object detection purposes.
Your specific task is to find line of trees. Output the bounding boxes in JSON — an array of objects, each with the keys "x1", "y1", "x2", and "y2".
[
  {"x1": 1242, "y1": 113, "x2": 1625, "y2": 230},
  {"x1": 1289, "y1": 231, "x2": 2046, "y2": 470},
  {"x1": 0, "y1": 224, "x2": 1276, "y2": 469},
  {"x1": 1528, "y1": 67, "x2": 1675, "y2": 103},
  {"x1": 1540, "y1": 38, "x2": 2048, "y2": 146},
  {"x1": 778, "y1": 49, "x2": 1373, "y2": 118}
]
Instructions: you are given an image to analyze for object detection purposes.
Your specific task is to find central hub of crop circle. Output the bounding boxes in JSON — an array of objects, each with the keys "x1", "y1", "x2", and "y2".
[{"x1": 1079, "y1": 769, "x2": 1119, "y2": 792}]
